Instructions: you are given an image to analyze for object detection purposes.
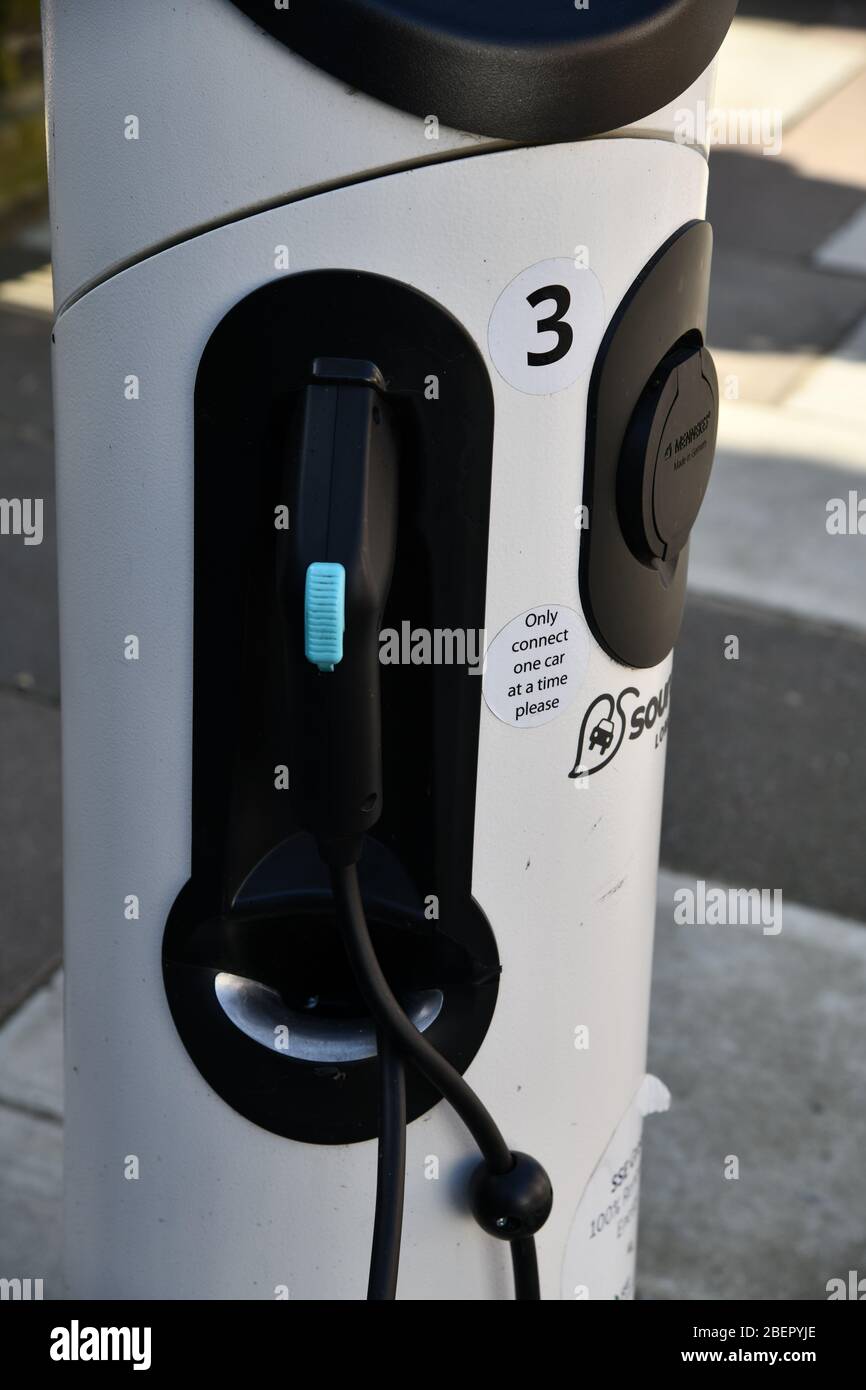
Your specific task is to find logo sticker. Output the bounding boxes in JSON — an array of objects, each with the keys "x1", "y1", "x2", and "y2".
[{"x1": 568, "y1": 678, "x2": 672, "y2": 778}]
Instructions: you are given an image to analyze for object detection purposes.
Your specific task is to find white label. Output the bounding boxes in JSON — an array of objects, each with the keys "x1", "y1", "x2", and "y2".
[
  {"x1": 561, "y1": 1075, "x2": 671, "y2": 1301},
  {"x1": 488, "y1": 257, "x2": 605, "y2": 395},
  {"x1": 483, "y1": 605, "x2": 587, "y2": 729}
]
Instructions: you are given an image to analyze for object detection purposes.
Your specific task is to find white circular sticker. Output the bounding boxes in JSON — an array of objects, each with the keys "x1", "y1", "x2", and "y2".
[
  {"x1": 483, "y1": 605, "x2": 588, "y2": 729},
  {"x1": 488, "y1": 258, "x2": 605, "y2": 395}
]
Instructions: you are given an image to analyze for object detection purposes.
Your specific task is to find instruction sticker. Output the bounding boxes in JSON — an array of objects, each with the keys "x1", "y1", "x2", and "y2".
[
  {"x1": 488, "y1": 257, "x2": 605, "y2": 395},
  {"x1": 561, "y1": 1075, "x2": 671, "y2": 1301},
  {"x1": 483, "y1": 605, "x2": 587, "y2": 729}
]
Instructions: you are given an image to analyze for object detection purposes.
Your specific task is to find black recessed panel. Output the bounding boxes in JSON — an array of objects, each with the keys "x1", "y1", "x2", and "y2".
[
  {"x1": 580, "y1": 221, "x2": 717, "y2": 670},
  {"x1": 164, "y1": 270, "x2": 500, "y2": 1145},
  {"x1": 229, "y1": 0, "x2": 739, "y2": 143}
]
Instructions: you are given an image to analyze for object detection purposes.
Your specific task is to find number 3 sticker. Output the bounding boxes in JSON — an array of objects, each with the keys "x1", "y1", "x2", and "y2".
[{"x1": 488, "y1": 257, "x2": 605, "y2": 395}]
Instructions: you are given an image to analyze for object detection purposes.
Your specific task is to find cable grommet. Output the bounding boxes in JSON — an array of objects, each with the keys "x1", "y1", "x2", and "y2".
[{"x1": 469, "y1": 1152, "x2": 553, "y2": 1240}]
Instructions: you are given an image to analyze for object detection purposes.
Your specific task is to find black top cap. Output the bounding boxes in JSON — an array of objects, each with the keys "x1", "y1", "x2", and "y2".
[{"x1": 231, "y1": 0, "x2": 739, "y2": 143}]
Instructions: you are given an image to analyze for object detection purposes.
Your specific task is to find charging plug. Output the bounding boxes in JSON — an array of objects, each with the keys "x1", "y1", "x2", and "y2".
[{"x1": 281, "y1": 358, "x2": 399, "y2": 867}]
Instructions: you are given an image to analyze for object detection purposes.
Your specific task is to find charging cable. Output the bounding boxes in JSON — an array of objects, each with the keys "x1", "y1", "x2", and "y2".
[
  {"x1": 331, "y1": 861, "x2": 553, "y2": 1300},
  {"x1": 286, "y1": 357, "x2": 553, "y2": 1299}
]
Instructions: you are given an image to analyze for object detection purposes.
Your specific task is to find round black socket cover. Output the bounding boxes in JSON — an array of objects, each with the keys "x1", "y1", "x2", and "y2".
[{"x1": 618, "y1": 346, "x2": 719, "y2": 566}]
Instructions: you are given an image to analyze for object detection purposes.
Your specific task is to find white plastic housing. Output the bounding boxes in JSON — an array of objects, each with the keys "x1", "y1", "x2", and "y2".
[{"x1": 52, "y1": 136, "x2": 709, "y2": 1299}]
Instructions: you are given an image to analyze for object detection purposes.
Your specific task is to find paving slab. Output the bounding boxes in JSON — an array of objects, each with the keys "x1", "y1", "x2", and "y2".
[
  {"x1": 707, "y1": 149, "x2": 865, "y2": 263},
  {"x1": 710, "y1": 347, "x2": 817, "y2": 406},
  {"x1": 0, "y1": 690, "x2": 62, "y2": 1023},
  {"x1": 661, "y1": 595, "x2": 866, "y2": 925},
  {"x1": 0, "y1": 243, "x2": 51, "y2": 286},
  {"x1": 740, "y1": 0, "x2": 866, "y2": 27},
  {"x1": 688, "y1": 444, "x2": 866, "y2": 634},
  {"x1": 13, "y1": 218, "x2": 51, "y2": 258},
  {"x1": 0, "y1": 299, "x2": 53, "y2": 431},
  {"x1": 783, "y1": 68, "x2": 866, "y2": 192},
  {"x1": 714, "y1": 19, "x2": 866, "y2": 137},
  {"x1": 716, "y1": 398, "x2": 866, "y2": 474},
  {"x1": 0, "y1": 971, "x2": 62, "y2": 1120},
  {"x1": 708, "y1": 249, "x2": 866, "y2": 356},
  {"x1": 784, "y1": 313, "x2": 866, "y2": 432},
  {"x1": 0, "y1": 303, "x2": 58, "y2": 697},
  {"x1": 0, "y1": 1103, "x2": 62, "y2": 1299},
  {"x1": 0, "y1": 969, "x2": 63, "y2": 1296},
  {"x1": 0, "y1": 264, "x2": 52, "y2": 317},
  {"x1": 816, "y1": 200, "x2": 866, "y2": 275},
  {"x1": 639, "y1": 871, "x2": 866, "y2": 1301},
  {"x1": 0, "y1": 538, "x2": 58, "y2": 698}
]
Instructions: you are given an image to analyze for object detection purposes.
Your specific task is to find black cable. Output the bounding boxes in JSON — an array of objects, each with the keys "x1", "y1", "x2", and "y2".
[
  {"x1": 331, "y1": 862, "x2": 513, "y2": 1174},
  {"x1": 330, "y1": 860, "x2": 542, "y2": 1300},
  {"x1": 367, "y1": 1028, "x2": 406, "y2": 1301},
  {"x1": 510, "y1": 1236, "x2": 541, "y2": 1301}
]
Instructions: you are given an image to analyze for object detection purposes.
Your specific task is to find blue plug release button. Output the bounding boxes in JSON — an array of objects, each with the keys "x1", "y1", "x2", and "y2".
[{"x1": 305, "y1": 562, "x2": 346, "y2": 672}]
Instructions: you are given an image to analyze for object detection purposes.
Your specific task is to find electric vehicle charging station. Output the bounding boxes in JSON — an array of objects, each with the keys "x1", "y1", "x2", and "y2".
[{"x1": 44, "y1": 0, "x2": 739, "y2": 1300}]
